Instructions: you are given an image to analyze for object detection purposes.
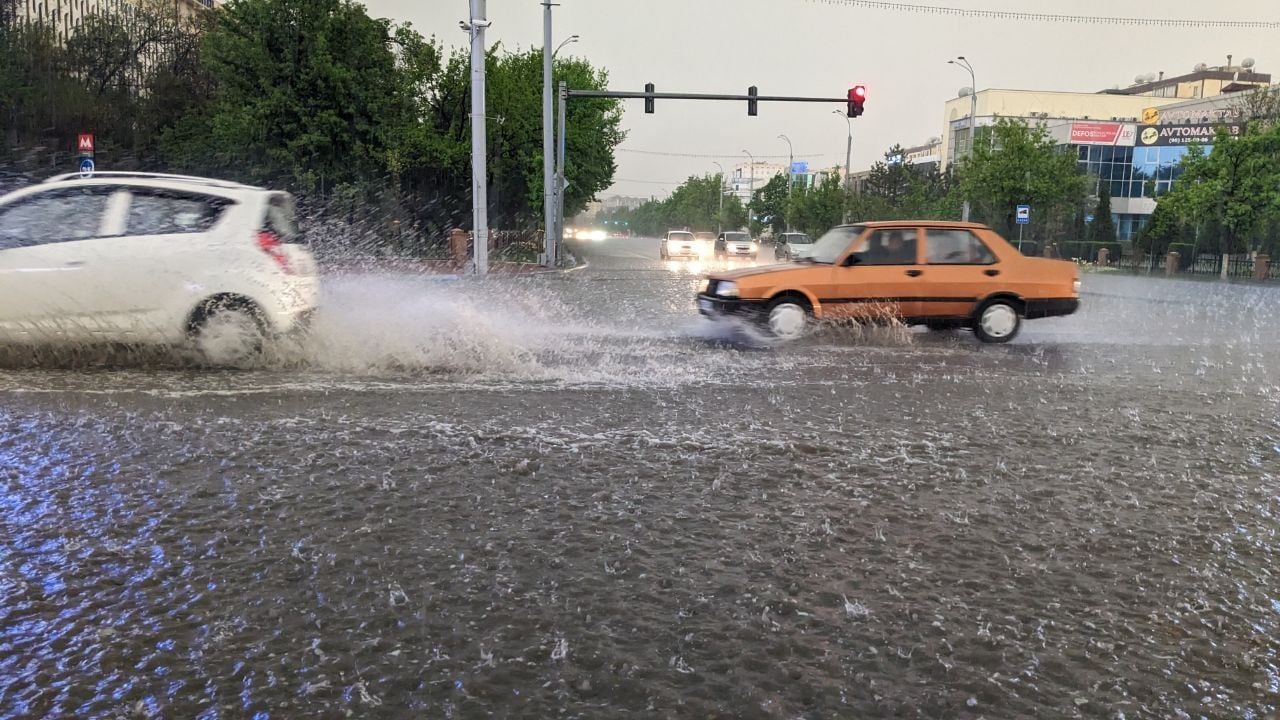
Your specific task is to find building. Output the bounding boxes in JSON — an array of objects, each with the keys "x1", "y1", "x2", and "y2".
[
  {"x1": 600, "y1": 195, "x2": 646, "y2": 213},
  {"x1": 14, "y1": 0, "x2": 214, "y2": 44},
  {"x1": 728, "y1": 162, "x2": 788, "y2": 202},
  {"x1": 939, "y1": 61, "x2": 1268, "y2": 242},
  {"x1": 1101, "y1": 57, "x2": 1269, "y2": 100}
]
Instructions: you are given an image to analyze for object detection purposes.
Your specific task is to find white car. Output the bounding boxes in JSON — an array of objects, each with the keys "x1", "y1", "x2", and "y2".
[
  {"x1": 714, "y1": 231, "x2": 758, "y2": 260},
  {"x1": 660, "y1": 230, "x2": 703, "y2": 260},
  {"x1": 774, "y1": 232, "x2": 814, "y2": 261},
  {"x1": 0, "y1": 172, "x2": 319, "y2": 363}
]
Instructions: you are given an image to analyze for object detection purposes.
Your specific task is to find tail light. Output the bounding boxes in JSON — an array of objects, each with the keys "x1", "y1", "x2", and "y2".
[{"x1": 256, "y1": 230, "x2": 293, "y2": 274}]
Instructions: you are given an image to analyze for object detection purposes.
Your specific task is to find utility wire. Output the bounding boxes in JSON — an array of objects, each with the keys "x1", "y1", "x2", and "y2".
[
  {"x1": 618, "y1": 148, "x2": 837, "y2": 160},
  {"x1": 810, "y1": 0, "x2": 1280, "y2": 29}
]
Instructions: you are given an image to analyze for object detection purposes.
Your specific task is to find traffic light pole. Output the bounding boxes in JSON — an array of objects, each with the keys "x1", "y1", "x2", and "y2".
[
  {"x1": 555, "y1": 81, "x2": 568, "y2": 263},
  {"x1": 541, "y1": 1, "x2": 556, "y2": 268}
]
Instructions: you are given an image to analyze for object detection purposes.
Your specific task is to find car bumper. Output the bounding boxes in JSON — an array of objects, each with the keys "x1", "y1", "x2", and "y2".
[
  {"x1": 1024, "y1": 297, "x2": 1079, "y2": 319},
  {"x1": 696, "y1": 294, "x2": 766, "y2": 318},
  {"x1": 668, "y1": 246, "x2": 701, "y2": 257}
]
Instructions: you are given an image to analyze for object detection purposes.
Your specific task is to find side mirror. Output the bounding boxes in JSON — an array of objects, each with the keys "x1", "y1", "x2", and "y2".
[{"x1": 842, "y1": 253, "x2": 862, "y2": 267}]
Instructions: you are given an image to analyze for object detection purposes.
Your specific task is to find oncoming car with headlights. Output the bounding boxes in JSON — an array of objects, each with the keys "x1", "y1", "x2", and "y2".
[
  {"x1": 696, "y1": 221, "x2": 1079, "y2": 343},
  {"x1": 714, "y1": 231, "x2": 758, "y2": 260}
]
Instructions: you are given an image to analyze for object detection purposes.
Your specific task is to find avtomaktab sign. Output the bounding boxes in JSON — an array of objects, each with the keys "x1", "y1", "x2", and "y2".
[{"x1": 1137, "y1": 123, "x2": 1243, "y2": 146}]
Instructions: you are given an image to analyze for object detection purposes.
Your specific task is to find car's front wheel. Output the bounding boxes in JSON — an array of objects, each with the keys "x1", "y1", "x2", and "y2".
[
  {"x1": 189, "y1": 299, "x2": 267, "y2": 366},
  {"x1": 763, "y1": 295, "x2": 811, "y2": 340},
  {"x1": 973, "y1": 299, "x2": 1022, "y2": 343}
]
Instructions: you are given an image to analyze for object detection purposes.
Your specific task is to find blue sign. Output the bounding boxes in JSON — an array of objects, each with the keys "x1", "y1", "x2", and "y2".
[
  {"x1": 78, "y1": 157, "x2": 95, "y2": 178},
  {"x1": 790, "y1": 161, "x2": 809, "y2": 175},
  {"x1": 1085, "y1": 214, "x2": 1095, "y2": 223},
  {"x1": 1016, "y1": 204, "x2": 1031, "y2": 225}
]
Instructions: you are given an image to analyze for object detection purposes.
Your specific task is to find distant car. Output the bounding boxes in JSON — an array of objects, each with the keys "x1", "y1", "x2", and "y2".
[
  {"x1": 0, "y1": 171, "x2": 319, "y2": 363},
  {"x1": 714, "y1": 231, "x2": 758, "y2": 260},
  {"x1": 661, "y1": 230, "x2": 701, "y2": 260},
  {"x1": 774, "y1": 232, "x2": 814, "y2": 261},
  {"x1": 697, "y1": 221, "x2": 1079, "y2": 342}
]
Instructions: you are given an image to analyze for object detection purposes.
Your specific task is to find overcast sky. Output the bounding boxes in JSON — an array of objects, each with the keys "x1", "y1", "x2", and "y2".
[{"x1": 369, "y1": 0, "x2": 1275, "y2": 199}]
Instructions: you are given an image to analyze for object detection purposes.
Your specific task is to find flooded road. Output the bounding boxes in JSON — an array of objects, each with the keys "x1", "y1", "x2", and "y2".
[{"x1": 2, "y1": 236, "x2": 1279, "y2": 718}]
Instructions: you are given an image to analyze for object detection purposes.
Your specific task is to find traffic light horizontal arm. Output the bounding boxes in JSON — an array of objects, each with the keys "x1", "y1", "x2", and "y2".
[{"x1": 566, "y1": 90, "x2": 849, "y2": 104}]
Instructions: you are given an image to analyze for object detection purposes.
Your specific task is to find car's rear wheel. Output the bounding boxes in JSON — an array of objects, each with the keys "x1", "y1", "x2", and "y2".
[
  {"x1": 763, "y1": 295, "x2": 811, "y2": 340},
  {"x1": 190, "y1": 299, "x2": 267, "y2": 366},
  {"x1": 973, "y1": 299, "x2": 1021, "y2": 343}
]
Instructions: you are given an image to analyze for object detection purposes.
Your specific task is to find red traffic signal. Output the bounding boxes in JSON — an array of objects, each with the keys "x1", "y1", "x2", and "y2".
[{"x1": 848, "y1": 85, "x2": 867, "y2": 118}]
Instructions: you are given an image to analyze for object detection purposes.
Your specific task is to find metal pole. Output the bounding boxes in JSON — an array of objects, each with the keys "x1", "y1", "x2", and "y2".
[
  {"x1": 779, "y1": 134, "x2": 793, "y2": 233},
  {"x1": 712, "y1": 161, "x2": 725, "y2": 235},
  {"x1": 468, "y1": 0, "x2": 489, "y2": 276},
  {"x1": 742, "y1": 150, "x2": 755, "y2": 230},
  {"x1": 556, "y1": 81, "x2": 567, "y2": 263},
  {"x1": 541, "y1": 1, "x2": 555, "y2": 268},
  {"x1": 844, "y1": 119, "x2": 852, "y2": 223},
  {"x1": 950, "y1": 57, "x2": 976, "y2": 223},
  {"x1": 1018, "y1": 223, "x2": 1023, "y2": 252}
]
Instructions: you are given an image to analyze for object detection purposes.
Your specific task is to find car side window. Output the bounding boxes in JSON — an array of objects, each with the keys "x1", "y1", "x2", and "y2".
[
  {"x1": 265, "y1": 194, "x2": 302, "y2": 244},
  {"x1": 858, "y1": 229, "x2": 919, "y2": 265},
  {"x1": 127, "y1": 191, "x2": 230, "y2": 236},
  {"x1": 0, "y1": 187, "x2": 113, "y2": 249},
  {"x1": 927, "y1": 229, "x2": 996, "y2": 265}
]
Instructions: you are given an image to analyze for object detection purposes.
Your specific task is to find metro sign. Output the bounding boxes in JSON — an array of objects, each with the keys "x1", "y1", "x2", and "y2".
[{"x1": 77, "y1": 134, "x2": 95, "y2": 154}]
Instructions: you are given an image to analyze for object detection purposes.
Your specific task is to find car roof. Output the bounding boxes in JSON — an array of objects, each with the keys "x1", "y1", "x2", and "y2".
[
  {"x1": 853, "y1": 220, "x2": 991, "y2": 230},
  {"x1": 16, "y1": 172, "x2": 276, "y2": 202}
]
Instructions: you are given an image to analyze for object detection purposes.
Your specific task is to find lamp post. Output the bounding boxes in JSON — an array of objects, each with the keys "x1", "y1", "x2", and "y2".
[
  {"x1": 949, "y1": 56, "x2": 977, "y2": 223},
  {"x1": 778, "y1": 134, "x2": 794, "y2": 232},
  {"x1": 548, "y1": 34, "x2": 577, "y2": 265},
  {"x1": 711, "y1": 161, "x2": 725, "y2": 235},
  {"x1": 541, "y1": 1, "x2": 556, "y2": 266},
  {"x1": 742, "y1": 150, "x2": 755, "y2": 230},
  {"x1": 553, "y1": 34, "x2": 578, "y2": 58},
  {"x1": 832, "y1": 110, "x2": 852, "y2": 223}
]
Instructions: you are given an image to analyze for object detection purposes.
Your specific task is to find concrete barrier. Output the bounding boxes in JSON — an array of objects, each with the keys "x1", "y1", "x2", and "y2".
[
  {"x1": 1166, "y1": 251, "x2": 1179, "y2": 277},
  {"x1": 1097, "y1": 248, "x2": 1110, "y2": 266},
  {"x1": 1255, "y1": 254, "x2": 1270, "y2": 281}
]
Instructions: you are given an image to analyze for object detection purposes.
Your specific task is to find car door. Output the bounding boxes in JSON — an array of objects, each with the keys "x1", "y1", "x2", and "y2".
[
  {"x1": 920, "y1": 228, "x2": 1001, "y2": 319},
  {"x1": 0, "y1": 185, "x2": 121, "y2": 339},
  {"x1": 828, "y1": 227, "x2": 925, "y2": 321},
  {"x1": 93, "y1": 188, "x2": 236, "y2": 341}
]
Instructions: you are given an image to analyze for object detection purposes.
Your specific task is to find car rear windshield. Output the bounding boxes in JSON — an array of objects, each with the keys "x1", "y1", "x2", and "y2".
[
  {"x1": 265, "y1": 194, "x2": 304, "y2": 244},
  {"x1": 668, "y1": 232, "x2": 694, "y2": 241}
]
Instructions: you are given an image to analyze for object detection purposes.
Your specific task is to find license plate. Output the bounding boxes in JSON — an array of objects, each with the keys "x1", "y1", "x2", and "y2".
[{"x1": 698, "y1": 298, "x2": 714, "y2": 313}]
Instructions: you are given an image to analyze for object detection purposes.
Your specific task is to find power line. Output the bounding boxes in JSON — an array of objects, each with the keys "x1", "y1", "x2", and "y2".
[
  {"x1": 810, "y1": 0, "x2": 1280, "y2": 29},
  {"x1": 618, "y1": 148, "x2": 837, "y2": 160}
]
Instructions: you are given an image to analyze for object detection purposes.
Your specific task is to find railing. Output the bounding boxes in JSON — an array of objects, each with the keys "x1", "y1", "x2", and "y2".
[{"x1": 1107, "y1": 252, "x2": 1274, "y2": 281}]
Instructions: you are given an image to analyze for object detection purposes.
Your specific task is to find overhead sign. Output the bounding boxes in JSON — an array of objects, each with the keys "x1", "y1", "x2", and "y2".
[
  {"x1": 77, "y1": 134, "x2": 94, "y2": 154},
  {"x1": 1138, "y1": 123, "x2": 1243, "y2": 146},
  {"x1": 1142, "y1": 106, "x2": 1241, "y2": 125},
  {"x1": 790, "y1": 161, "x2": 809, "y2": 174},
  {"x1": 78, "y1": 157, "x2": 95, "y2": 178},
  {"x1": 1016, "y1": 205, "x2": 1030, "y2": 225},
  {"x1": 1069, "y1": 122, "x2": 1137, "y2": 146}
]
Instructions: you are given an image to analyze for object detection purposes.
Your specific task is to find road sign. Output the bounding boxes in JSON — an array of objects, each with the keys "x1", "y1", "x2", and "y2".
[
  {"x1": 77, "y1": 134, "x2": 95, "y2": 154},
  {"x1": 1016, "y1": 205, "x2": 1031, "y2": 225},
  {"x1": 1085, "y1": 214, "x2": 1095, "y2": 223},
  {"x1": 78, "y1": 157, "x2": 95, "y2": 178}
]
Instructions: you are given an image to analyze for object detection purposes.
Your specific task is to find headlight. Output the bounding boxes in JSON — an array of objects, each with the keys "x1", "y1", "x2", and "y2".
[
  {"x1": 717, "y1": 281, "x2": 739, "y2": 298},
  {"x1": 697, "y1": 278, "x2": 710, "y2": 293},
  {"x1": 1073, "y1": 279, "x2": 1081, "y2": 294}
]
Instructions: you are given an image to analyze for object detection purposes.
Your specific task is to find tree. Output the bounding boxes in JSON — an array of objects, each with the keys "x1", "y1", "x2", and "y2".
[
  {"x1": 750, "y1": 174, "x2": 788, "y2": 234},
  {"x1": 1089, "y1": 180, "x2": 1117, "y2": 243},
  {"x1": 956, "y1": 118, "x2": 1087, "y2": 241},
  {"x1": 1158, "y1": 125, "x2": 1280, "y2": 254},
  {"x1": 788, "y1": 172, "x2": 845, "y2": 237}
]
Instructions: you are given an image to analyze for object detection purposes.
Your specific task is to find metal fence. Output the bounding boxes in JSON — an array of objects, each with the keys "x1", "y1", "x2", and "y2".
[{"x1": 1107, "y1": 252, "x2": 1272, "y2": 281}]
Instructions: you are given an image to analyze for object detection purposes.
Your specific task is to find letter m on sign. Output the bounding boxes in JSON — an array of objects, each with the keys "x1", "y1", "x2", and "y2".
[{"x1": 77, "y1": 134, "x2": 94, "y2": 153}]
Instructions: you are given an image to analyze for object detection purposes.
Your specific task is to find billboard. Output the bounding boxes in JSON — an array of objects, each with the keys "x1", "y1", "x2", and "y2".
[
  {"x1": 1069, "y1": 122, "x2": 1137, "y2": 146},
  {"x1": 1137, "y1": 123, "x2": 1243, "y2": 146}
]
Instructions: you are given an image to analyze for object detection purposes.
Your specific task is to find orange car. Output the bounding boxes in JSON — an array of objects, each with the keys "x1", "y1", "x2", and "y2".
[{"x1": 696, "y1": 221, "x2": 1079, "y2": 342}]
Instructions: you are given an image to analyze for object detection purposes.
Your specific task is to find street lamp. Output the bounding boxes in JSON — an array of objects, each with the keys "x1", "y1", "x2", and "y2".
[
  {"x1": 832, "y1": 110, "x2": 852, "y2": 223},
  {"x1": 778, "y1": 134, "x2": 794, "y2": 232},
  {"x1": 949, "y1": 56, "x2": 977, "y2": 222},
  {"x1": 711, "y1": 161, "x2": 726, "y2": 235},
  {"x1": 741, "y1": 150, "x2": 755, "y2": 228},
  {"x1": 553, "y1": 34, "x2": 579, "y2": 58}
]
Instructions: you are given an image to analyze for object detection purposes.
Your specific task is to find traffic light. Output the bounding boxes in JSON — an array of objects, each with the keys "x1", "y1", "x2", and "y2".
[
  {"x1": 847, "y1": 85, "x2": 867, "y2": 118},
  {"x1": 644, "y1": 83, "x2": 655, "y2": 114},
  {"x1": 747, "y1": 86, "x2": 758, "y2": 117}
]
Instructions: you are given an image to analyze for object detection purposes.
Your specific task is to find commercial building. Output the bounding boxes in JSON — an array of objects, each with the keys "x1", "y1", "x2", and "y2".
[
  {"x1": 14, "y1": 0, "x2": 215, "y2": 43},
  {"x1": 940, "y1": 59, "x2": 1268, "y2": 242},
  {"x1": 729, "y1": 162, "x2": 788, "y2": 202}
]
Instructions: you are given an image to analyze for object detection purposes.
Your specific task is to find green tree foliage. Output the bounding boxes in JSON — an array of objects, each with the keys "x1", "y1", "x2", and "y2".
[
  {"x1": 609, "y1": 174, "x2": 747, "y2": 236},
  {"x1": 788, "y1": 173, "x2": 845, "y2": 237},
  {"x1": 1089, "y1": 180, "x2": 1117, "y2": 243},
  {"x1": 750, "y1": 174, "x2": 788, "y2": 233},
  {"x1": 1157, "y1": 125, "x2": 1280, "y2": 254},
  {"x1": 955, "y1": 118, "x2": 1087, "y2": 242},
  {"x1": 860, "y1": 147, "x2": 955, "y2": 220}
]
